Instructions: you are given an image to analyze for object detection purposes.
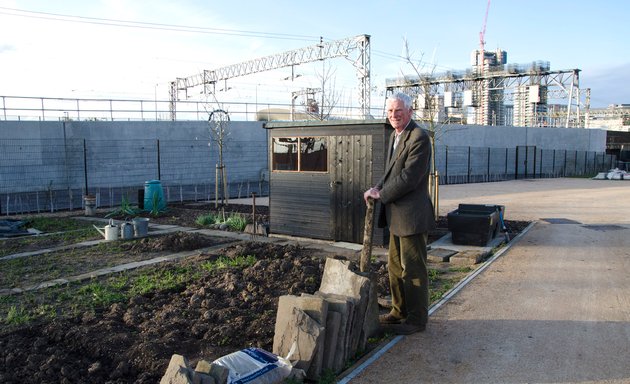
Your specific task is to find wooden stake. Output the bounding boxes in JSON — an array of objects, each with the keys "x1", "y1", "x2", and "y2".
[{"x1": 360, "y1": 198, "x2": 375, "y2": 273}]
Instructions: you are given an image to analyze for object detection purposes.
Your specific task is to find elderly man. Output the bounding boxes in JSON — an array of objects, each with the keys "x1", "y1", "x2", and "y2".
[{"x1": 364, "y1": 92, "x2": 435, "y2": 335}]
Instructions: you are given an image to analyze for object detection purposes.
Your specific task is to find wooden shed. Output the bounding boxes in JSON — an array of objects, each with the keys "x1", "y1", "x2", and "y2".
[{"x1": 265, "y1": 119, "x2": 392, "y2": 245}]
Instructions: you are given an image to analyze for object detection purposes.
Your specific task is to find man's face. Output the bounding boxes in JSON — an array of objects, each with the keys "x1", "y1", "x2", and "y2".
[{"x1": 386, "y1": 99, "x2": 413, "y2": 132}]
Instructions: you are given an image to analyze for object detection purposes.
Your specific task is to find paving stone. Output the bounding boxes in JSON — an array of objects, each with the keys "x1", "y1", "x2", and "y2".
[
  {"x1": 449, "y1": 250, "x2": 486, "y2": 266},
  {"x1": 318, "y1": 258, "x2": 377, "y2": 358},
  {"x1": 314, "y1": 292, "x2": 355, "y2": 373},
  {"x1": 273, "y1": 295, "x2": 327, "y2": 380},
  {"x1": 428, "y1": 247, "x2": 458, "y2": 262}
]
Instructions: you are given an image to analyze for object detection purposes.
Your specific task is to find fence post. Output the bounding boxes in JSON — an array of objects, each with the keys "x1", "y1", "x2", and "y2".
[
  {"x1": 532, "y1": 146, "x2": 542, "y2": 179},
  {"x1": 505, "y1": 148, "x2": 508, "y2": 179},
  {"x1": 562, "y1": 149, "x2": 567, "y2": 177},
  {"x1": 157, "y1": 139, "x2": 162, "y2": 180},
  {"x1": 487, "y1": 147, "x2": 490, "y2": 182},
  {"x1": 467, "y1": 146, "x2": 471, "y2": 184},
  {"x1": 444, "y1": 146, "x2": 448, "y2": 184},
  {"x1": 515, "y1": 146, "x2": 519, "y2": 180},
  {"x1": 83, "y1": 139, "x2": 89, "y2": 194}
]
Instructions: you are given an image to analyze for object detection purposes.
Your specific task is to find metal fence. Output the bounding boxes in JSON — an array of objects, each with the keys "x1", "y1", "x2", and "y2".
[
  {"x1": 434, "y1": 145, "x2": 616, "y2": 184},
  {"x1": 1, "y1": 95, "x2": 382, "y2": 122},
  {"x1": 0, "y1": 138, "x2": 269, "y2": 215},
  {"x1": 0, "y1": 134, "x2": 616, "y2": 216}
]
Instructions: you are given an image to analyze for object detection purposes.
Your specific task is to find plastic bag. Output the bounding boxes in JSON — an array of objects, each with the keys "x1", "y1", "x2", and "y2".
[{"x1": 213, "y1": 347, "x2": 292, "y2": 384}]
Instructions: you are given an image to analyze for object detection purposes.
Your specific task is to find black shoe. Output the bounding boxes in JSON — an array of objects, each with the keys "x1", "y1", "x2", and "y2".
[
  {"x1": 379, "y1": 313, "x2": 403, "y2": 324},
  {"x1": 390, "y1": 322, "x2": 426, "y2": 335}
]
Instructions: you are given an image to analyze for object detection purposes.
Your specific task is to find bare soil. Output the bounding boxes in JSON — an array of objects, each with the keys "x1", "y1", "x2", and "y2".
[{"x1": 0, "y1": 203, "x2": 530, "y2": 384}]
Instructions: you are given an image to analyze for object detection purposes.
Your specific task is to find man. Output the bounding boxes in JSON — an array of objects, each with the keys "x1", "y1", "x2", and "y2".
[{"x1": 364, "y1": 91, "x2": 435, "y2": 335}]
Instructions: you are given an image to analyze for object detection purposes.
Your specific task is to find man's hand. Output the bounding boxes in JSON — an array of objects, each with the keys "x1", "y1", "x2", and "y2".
[{"x1": 363, "y1": 187, "x2": 380, "y2": 203}]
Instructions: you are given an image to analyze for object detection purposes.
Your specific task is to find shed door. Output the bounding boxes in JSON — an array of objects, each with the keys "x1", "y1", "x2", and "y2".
[{"x1": 331, "y1": 135, "x2": 373, "y2": 243}]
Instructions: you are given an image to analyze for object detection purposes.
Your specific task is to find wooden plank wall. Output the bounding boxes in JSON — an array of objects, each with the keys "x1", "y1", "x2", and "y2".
[{"x1": 270, "y1": 172, "x2": 331, "y2": 240}]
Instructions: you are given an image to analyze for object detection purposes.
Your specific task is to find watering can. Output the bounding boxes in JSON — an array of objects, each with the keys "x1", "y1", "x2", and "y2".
[
  {"x1": 120, "y1": 222, "x2": 134, "y2": 240},
  {"x1": 94, "y1": 219, "x2": 118, "y2": 241}
]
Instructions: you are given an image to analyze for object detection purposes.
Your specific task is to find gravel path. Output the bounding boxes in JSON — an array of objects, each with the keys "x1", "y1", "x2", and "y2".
[{"x1": 343, "y1": 178, "x2": 630, "y2": 383}]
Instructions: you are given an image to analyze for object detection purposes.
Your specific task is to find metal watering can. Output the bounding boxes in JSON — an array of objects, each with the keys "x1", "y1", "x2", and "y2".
[
  {"x1": 120, "y1": 222, "x2": 134, "y2": 240},
  {"x1": 94, "y1": 219, "x2": 119, "y2": 241}
]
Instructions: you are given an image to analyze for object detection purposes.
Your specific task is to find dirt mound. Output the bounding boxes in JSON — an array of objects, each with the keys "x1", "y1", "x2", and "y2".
[
  {"x1": 0, "y1": 242, "x2": 328, "y2": 384},
  {"x1": 128, "y1": 232, "x2": 222, "y2": 253}
]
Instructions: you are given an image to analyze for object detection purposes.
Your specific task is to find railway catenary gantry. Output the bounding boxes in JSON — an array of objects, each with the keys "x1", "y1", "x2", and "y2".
[
  {"x1": 169, "y1": 34, "x2": 371, "y2": 120},
  {"x1": 385, "y1": 67, "x2": 583, "y2": 128}
]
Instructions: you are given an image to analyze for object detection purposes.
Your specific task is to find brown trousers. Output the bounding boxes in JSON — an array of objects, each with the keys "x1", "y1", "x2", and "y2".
[{"x1": 387, "y1": 232, "x2": 429, "y2": 325}]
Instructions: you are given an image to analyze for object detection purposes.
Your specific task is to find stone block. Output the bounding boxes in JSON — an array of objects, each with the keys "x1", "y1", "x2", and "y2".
[
  {"x1": 428, "y1": 247, "x2": 457, "y2": 262},
  {"x1": 160, "y1": 354, "x2": 192, "y2": 384},
  {"x1": 318, "y1": 258, "x2": 376, "y2": 357},
  {"x1": 323, "y1": 309, "x2": 341, "y2": 372},
  {"x1": 192, "y1": 372, "x2": 216, "y2": 384},
  {"x1": 194, "y1": 360, "x2": 227, "y2": 384},
  {"x1": 314, "y1": 292, "x2": 355, "y2": 373},
  {"x1": 273, "y1": 295, "x2": 327, "y2": 380},
  {"x1": 449, "y1": 250, "x2": 485, "y2": 266}
]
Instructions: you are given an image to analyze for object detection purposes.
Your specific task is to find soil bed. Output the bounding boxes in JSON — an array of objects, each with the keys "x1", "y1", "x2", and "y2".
[{"x1": 0, "y1": 203, "x2": 530, "y2": 384}]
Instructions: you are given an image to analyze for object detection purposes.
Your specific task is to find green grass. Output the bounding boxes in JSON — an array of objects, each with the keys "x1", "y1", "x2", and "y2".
[
  {"x1": 21, "y1": 216, "x2": 92, "y2": 232},
  {"x1": 195, "y1": 212, "x2": 250, "y2": 231},
  {"x1": 225, "y1": 213, "x2": 248, "y2": 231},
  {"x1": 428, "y1": 266, "x2": 474, "y2": 303},
  {"x1": 0, "y1": 225, "x2": 99, "y2": 258},
  {"x1": 4, "y1": 305, "x2": 33, "y2": 325},
  {"x1": 105, "y1": 195, "x2": 141, "y2": 218},
  {"x1": 195, "y1": 212, "x2": 222, "y2": 226},
  {"x1": 201, "y1": 254, "x2": 257, "y2": 272}
]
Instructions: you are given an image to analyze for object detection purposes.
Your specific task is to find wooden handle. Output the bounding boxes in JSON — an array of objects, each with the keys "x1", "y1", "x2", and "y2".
[{"x1": 360, "y1": 198, "x2": 375, "y2": 273}]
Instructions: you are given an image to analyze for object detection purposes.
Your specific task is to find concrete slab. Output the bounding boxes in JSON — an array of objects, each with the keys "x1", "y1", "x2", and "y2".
[
  {"x1": 315, "y1": 292, "x2": 356, "y2": 373},
  {"x1": 429, "y1": 231, "x2": 506, "y2": 254},
  {"x1": 272, "y1": 295, "x2": 328, "y2": 380},
  {"x1": 427, "y1": 247, "x2": 457, "y2": 262},
  {"x1": 319, "y1": 258, "x2": 378, "y2": 358}
]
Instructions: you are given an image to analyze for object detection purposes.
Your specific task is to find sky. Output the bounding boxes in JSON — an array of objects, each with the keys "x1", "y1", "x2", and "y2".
[{"x1": 1, "y1": 0, "x2": 629, "y2": 112}]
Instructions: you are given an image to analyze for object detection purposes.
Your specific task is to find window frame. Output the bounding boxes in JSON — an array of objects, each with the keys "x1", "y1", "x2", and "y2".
[{"x1": 271, "y1": 136, "x2": 328, "y2": 173}]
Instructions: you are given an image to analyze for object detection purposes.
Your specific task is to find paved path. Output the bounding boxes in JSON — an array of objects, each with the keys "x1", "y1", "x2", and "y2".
[{"x1": 342, "y1": 178, "x2": 630, "y2": 383}]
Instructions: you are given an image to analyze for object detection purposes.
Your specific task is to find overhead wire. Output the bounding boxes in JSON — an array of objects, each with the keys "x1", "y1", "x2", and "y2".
[{"x1": 0, "y1": 6, "x2": 320, "y2": 42}]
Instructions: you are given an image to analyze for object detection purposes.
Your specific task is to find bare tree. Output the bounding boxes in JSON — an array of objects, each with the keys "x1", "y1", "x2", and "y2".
[
  {"x1": 398, "y1": 38, "x2": 453, "y2": 217},
  {"x1": 313, "y1": 61, "x2": 343, "y2": 120},
  {"x1": 208, "y1": 109, "x2": 230, "y2": 211}
]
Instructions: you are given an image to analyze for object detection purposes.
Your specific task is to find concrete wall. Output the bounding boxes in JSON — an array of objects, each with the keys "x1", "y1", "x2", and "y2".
[
  {"x1": 435, "y1": 124, "x2": 607, "y2": 152},
  {"x1": 0, "y1": 120, "x2": 268, "y2": 214},
  {"x1": 0, "y1": 120, "x2": 612, "y2": 215}
]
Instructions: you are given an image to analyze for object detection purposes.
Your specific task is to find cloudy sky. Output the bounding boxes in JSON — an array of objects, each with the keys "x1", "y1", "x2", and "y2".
[{"x1": 1, "y1": 0, "x2": 629, "y2": 109}]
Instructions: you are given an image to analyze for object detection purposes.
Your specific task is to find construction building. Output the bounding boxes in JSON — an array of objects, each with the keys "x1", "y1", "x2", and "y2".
[
  {"x1": 587, "y1": 104, "x2": 630, "y2": 131},
  {"x1": 385, "y1": 49, "x2": 585, "y2": 129}
]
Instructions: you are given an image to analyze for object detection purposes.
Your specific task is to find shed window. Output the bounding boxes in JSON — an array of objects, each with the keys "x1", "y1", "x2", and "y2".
[{"x1": 272, "y1": 137, "x2": 327, "y2": 172}]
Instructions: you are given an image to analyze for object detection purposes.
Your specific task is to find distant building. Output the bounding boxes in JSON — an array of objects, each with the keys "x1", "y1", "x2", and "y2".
[{"x1": 588, "y1": 104, "x2": 630, "y2": 132}]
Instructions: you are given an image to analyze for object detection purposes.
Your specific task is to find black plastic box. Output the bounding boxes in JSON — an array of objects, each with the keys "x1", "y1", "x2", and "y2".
[{"x1": 447, "y1": 204, "x2": 505, "y2": 246}]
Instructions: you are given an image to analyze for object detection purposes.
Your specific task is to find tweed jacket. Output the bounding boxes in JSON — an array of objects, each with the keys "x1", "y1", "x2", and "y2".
[{"x1": 376, "y1": 120, "x2": 435, "y2": 237}]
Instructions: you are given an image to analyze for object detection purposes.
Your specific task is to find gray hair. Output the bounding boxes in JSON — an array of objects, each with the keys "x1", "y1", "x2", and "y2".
[{"x1": 386, "y1": 92, "x2": 413, "y2": 109}]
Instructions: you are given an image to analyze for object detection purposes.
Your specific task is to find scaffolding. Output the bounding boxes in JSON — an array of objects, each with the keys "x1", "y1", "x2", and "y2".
[{"x1": 385, "y1": 50, "x2": 585, "y2": 128}]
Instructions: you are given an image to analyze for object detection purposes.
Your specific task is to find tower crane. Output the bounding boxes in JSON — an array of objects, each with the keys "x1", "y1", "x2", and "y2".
[{"x1": 479, "y1": 0, "x2": 491, "y2": 58}]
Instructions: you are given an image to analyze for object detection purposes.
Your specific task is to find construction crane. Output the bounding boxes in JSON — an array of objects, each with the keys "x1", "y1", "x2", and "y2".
[
  {"x1": 479, "y1": 0, "x2": 491, "y2": 58},
  {"x1": 169, "y1": 34, "x2": 371, "y2": 120},
  {"x1": 476, "y1": 0, "x2": 491, "y2": 125}
]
